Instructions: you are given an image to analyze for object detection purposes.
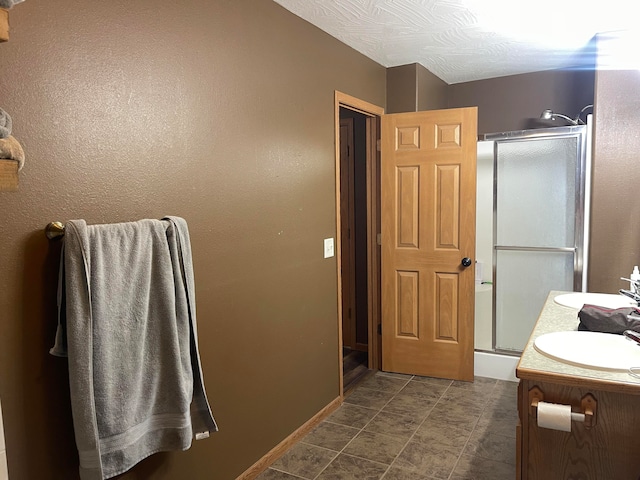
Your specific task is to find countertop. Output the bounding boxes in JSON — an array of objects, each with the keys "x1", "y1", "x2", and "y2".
[{"x1": 516, "y1": 291, "x2": 640, "y2": 394}]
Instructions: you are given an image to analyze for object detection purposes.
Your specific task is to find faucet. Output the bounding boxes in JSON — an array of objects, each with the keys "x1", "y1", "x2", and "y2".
[{"x1": 619, "y1": 276, "x2": 640, "y2": 305}]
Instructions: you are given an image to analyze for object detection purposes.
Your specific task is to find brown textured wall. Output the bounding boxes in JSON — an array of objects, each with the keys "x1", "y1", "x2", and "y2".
[
  {"x1": 589, "y1": 33, "x2": 640, "y2": 293},
  {"x1": 0, "y1": 1, "x2": 385, "y2": 478},
  {"x1": 386, "y1": 63, "x2": 447, "y2": 113},
  {"x1": 416, "y1": 64, "x2": 448, "y2": 111},
  {"x1": 448, "y1": 69, "x2": 595, "y2": 135},
  {"x1": 388, "y1": 63, "x2": 594, "y2": 135},
  {"x1": 386, "y1": 64, "x2": 418, "y2": 113}
]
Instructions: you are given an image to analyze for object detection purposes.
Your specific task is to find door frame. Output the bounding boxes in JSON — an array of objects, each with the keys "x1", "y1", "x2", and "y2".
[{"x1": 334, "y1": 91, "x2": 384, "y2": 397}]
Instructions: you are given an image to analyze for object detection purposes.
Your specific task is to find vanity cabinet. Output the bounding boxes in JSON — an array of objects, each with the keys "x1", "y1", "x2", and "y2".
[
  {"x1": 516, "y1": 292, "x2": 640, "y2": 480},
  {"x1": 517, "y1": 378, "x2": 640, "y2": 479}
]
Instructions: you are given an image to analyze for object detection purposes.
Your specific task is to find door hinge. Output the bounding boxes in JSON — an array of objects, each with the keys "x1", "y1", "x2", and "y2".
[
  {"x1": 376, "y1": 233, "x2": 381, "y2": 245},
  {"x1": 377, "y1": 324, "x2": 382, "y2": 335},
  {"x1": 376, "y1": 139, "x2": 381, "y2": 151}
]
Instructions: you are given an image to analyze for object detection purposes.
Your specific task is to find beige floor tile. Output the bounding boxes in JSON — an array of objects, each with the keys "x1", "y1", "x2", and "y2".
[
  {"x1": 266, "y1": 372, "x2": 519, "y2": 480},
  {"x1": 344, "y1": 387, "x2": 395, "y2": 410},
  {"x1": 316, "y1": 453, "x2": 388, "y2": 480},
  {"x1": 393, "y1": 440, "x2": 461, "y2": 479},
  {"x1": 412, "y1": 417, "x2": 474, "y2": 450},
  {"x1": 452, "y1": 376, "x2": 497, "y2": 388},
  {"x1": 435, "y1": 390, "x2": 487, "y2": 417},
  {"x1": 381, "y1": 466, "x2": 438, "y2": 479},
  {"x1": 343, "y1": 430, "x2": 407, "y2": 465},
  {"x1": 382, "y1": 393, "x2": 438, "y2": 419},
  {"x1": 327, "y1": 403, "x2": 379, "y2": 429},
  {"x1": 449, "y1": 454, "x2": 516, "y2": 480},
  {"x1": 484, "y1": 393, "x2": 518, "y2": 414},
  {"x1": 397, "y1": 381, "x2": 449, "y2": 401},
  {"x1": 475, "y1": 408, "x2": 518, "y2": 439},
  {"x1": 463, "y1": 428, "x2": 516, "y2": 465},
  {"x1": 364, "y1": 411, "x2": 422, "y2": 439},
  {"x1": 256, "y1": 468, "x2": 305, "y2": 479},
  {"x1": 358, "y1": 374, "x2": 411, "y2": 394},
  {"x1": 271, "y1": 443, "x2": 337, "y2": 479},
  {"x1": 303, "y1": 421, "x2": 361, "y2": 451},
  {"x1": 425, "y1": 402, "x2": 482, "y2": 427},
  {"x1": 376, "y1": 371, "x2": 414, "y2": 381},
  {"x1": 410, "y1": 376, "x2": 453, "y2": 387},
  {"x1": 492, "y1": 380, "x2": 518, "y2": 398}
]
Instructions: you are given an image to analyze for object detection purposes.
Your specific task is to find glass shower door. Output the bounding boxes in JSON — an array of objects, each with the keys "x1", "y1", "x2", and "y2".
[{"x1": 491, "y1": 128, "x2": 587, "y2": 352}]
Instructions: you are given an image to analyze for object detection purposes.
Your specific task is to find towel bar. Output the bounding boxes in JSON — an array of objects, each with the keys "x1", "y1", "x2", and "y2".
[{"x1": 45, "y1": 221, "x2": 65, "y2": 240}]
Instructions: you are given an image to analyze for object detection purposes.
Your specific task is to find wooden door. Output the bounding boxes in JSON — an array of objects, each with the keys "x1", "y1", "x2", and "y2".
[{"x1": 381, "y1": 107, "x2": 477, "y2": 381}]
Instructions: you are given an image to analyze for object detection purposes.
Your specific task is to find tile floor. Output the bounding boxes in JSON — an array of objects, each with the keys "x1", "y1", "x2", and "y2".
[{"x1": 257, "y1": 372, "x2": 518, "y2": 480}]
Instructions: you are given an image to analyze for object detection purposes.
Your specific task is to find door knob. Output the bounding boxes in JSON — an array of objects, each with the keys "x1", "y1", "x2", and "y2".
[{"x1": 461, "y1": 257, "x2": 472, "y2": 267}]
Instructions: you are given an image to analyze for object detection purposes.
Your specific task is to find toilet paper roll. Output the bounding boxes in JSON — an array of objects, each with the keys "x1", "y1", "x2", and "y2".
[{"x1": 537, "y1": 401, "x2": 572, "y2": 432}]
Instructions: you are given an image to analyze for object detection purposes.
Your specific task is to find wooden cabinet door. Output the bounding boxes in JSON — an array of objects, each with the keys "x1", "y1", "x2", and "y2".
[
  {"x1": 381, "y1": 107, "x2": 477, "y2": 381},
  {"x1": 519, "y1": 379, "x2": 640, "y2": 479}
]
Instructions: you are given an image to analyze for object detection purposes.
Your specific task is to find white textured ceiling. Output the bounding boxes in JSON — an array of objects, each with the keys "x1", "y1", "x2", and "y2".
[{"x1": 273, "y1": 0, "x2": 635, "y2": 84}]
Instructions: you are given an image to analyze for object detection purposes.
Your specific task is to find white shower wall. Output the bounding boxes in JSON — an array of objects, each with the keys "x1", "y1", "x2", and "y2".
[
  {"x1": 474, "y1": 140, "x2": 520, "y2": 381},
  {"x1": 475, "y1": 141, "x2": 494, "y2": 285},
  {"x1": 475, "y1": 140, "x2": 494, "y2": 352}
]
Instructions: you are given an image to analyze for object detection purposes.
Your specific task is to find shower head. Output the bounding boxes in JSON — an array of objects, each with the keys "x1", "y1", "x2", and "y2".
[
  {"x1": 539, "y1": 109, "x2": 580, "y2": 125},
  {"x1": 540, "y1": 105, "x2": 593, "y2": 126},
  {"x1": 540, "y1": 109, "x2": 554, "y2": 121}
]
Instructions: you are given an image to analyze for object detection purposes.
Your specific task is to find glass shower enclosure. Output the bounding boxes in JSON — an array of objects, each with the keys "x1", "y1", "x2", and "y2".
[{"x1": 485, "y1": 123, "x2": 590, "y2": 353}]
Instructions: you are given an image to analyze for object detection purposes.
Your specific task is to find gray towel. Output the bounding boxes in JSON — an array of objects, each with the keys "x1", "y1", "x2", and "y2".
[
  {"x1": 577, "y1": 304, "x2": 640, "y2": 334},
  {"x1": 0, "y1": 0, "x2": 25, "y2": 9},
  {"x1": 50, "y1": 217, "x2": 217, "y2": 480},
  {"x1": 0, "y1": 108, "x2": 11, "y2": 139}
]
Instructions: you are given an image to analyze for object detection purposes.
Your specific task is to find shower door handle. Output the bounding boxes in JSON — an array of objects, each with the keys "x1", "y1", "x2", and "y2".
[{"x1": 461, "y1": 257, "x2": 472, "y2": 267}]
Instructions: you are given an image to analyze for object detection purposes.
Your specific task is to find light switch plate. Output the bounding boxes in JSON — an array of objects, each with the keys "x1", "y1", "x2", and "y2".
[{"x1": 324, "y1": 238, "x2": 334, "y2": 258}]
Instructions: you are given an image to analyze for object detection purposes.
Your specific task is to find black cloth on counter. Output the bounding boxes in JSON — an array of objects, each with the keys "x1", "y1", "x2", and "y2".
[{"x1": 577, "y1": 304, "x2": 640, "y2": 334}]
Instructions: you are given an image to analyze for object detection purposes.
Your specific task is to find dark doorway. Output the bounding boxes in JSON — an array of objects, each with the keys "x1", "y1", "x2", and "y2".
[{"x1": 339, "y1": 107, "x2": 370, "y2": 391}]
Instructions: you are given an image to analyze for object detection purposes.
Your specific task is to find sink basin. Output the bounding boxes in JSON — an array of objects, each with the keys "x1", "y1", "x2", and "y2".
[
  {"x1": 553, "y1": 292, "x2": 635, "y2": 310},
  {"x1": 534, "y1": 331, "x2": 640, "y2": 371}
]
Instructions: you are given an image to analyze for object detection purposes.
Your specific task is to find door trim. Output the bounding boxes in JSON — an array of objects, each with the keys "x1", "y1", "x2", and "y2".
[{"x1": 334, "y1": 91, "x2": 384, "y2": 397}]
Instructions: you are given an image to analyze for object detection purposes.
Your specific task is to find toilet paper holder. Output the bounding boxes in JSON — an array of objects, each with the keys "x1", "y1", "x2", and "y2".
[{"x1": 528, "y1": 386, "x2": 597, "y2": 428}]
